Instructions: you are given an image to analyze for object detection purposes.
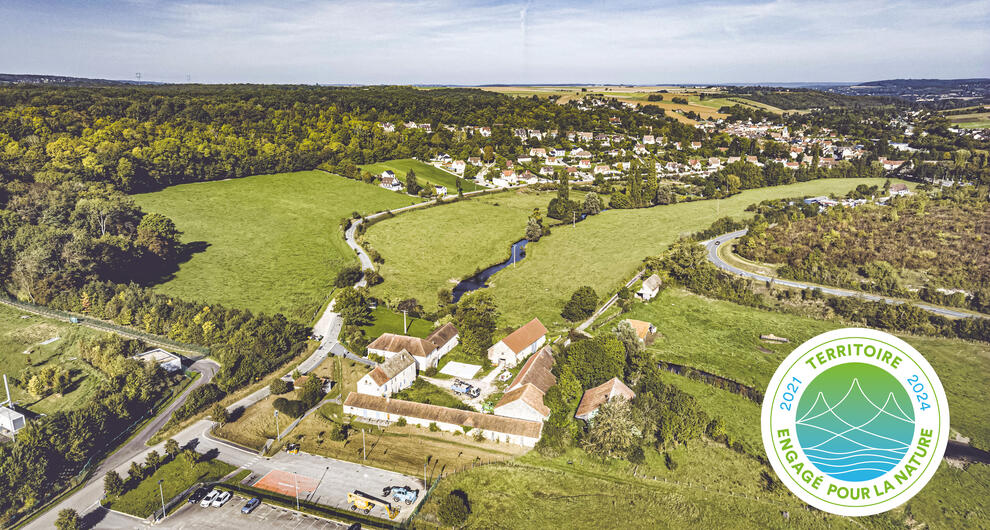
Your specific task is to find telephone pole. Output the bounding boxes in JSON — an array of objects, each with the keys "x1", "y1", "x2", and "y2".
[{"x1": 362, "y1": 429, "x2": 366, "y2": 460}]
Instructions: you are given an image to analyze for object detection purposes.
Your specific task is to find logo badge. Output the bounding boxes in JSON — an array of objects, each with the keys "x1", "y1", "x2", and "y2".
[{"x1": 761, "y1": 328, "x2": 949, "y2": 516}]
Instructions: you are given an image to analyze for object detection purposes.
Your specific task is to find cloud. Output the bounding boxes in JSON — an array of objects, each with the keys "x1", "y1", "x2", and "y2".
[{"x1": 0, "y1": 0, "x2": 986, "y2": 83}]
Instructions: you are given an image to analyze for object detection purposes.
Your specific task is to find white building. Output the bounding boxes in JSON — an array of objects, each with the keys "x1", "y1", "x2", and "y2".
[
  {"x1": 380, "y1": 174, "x2": 403, "y2": 191},
  {"x1": 487, "y1": 318, "x2": 548, "y2": 368},
  {"x1": 426, "y1": 323, "x2": 459, "y2": 357},
  {"x1": 0, "y1": 406, "x2": 26, "y2": 435},
  {"x1": 636, "y1": 274, "x2": 662, "y2": 301},
  {"x1": 134, "y1": 348, "x2": 183, "y2": 373},
  {"x1": 343, "y1": 393, "x2": 543, "y2": 446},
  {"x1": 357, "y1": 350, "x2": 417, "y2": 397},
  {"x1": 367, "y1": 333, "x2": 441, "y2": 371}
]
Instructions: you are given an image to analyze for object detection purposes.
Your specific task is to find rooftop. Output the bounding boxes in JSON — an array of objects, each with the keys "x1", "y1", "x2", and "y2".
[{"x1": 343, "y1": 393, "x2": 542, "y2": 438}]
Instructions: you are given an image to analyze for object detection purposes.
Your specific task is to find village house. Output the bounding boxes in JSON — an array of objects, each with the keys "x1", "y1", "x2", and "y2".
[
  {"x1": 452, "y1": 160, "x2": 466, "y2": 173},
  {"x1": 673, "y1": 141, "x2": 682, "y2": 150},
  {"x1": 890, "y1": 183, "x2": 912, "y2": 196},
  {"x1": 343, "y1": 393, "x2": 543, "y2": 446},
  {"x1": 367, "y1": 333, "x2": 443, "y2": 370},
  {"x1": 419, "y1": 123, "x2": 432, "y2": 133},
  {"x1": 494, "y1": 346, "x2": 556, "y2": 422},
  {"x1": 690, "y1": 141, "x2": 702, "y2": 149},
  {"x1": 550, "y1": 148, "x2": 567, "y2": 157},
  {"x1": 578, "y1": 159, "x2": 592, "y2": 169},
  {"x1": 468, "y1": 156, "x2": 482, "y2": 166},
  {"x1": 539, "y1": 166, "x2": 554, "y2": 177},
  {"x1": 546, "y1": 156, "x2": 564, "y2": 166},
  {"x1": 571, "y1": 149, "x2": 592, "y2": 158},
  {"x1": 427, "y1": 323, "x2": 459, "y2": 356},
  {"x1": 637, "y1": 274, "x2": 662, "y2": 301},
  {"x1": 479, "y1": 127, "x2": 492, "y2": 137},
  {"x1": 633, "y1": 143, "x2": 648, "y2": 155},
  {"x1": 357, "y1": 350, "x2": 417, "y2": 397},
  {"x1": 727, "y1": 156, "x2": 741, "y2": 164},
  {"x1": 643, "y1": 134, "x2": 655, "y2": 144},
  {"x1": 380, "y1": 122, "x2": 395, "y2": 132},
  {"x1": 530, "y1": 147, "x2": 547, "y2": 158},
  {"x1": 517, "y1": 156, "x2": 533, "y2": 164},
  {"x1": 575, "y1": 378, "x2": 636, "y2": 422},
  {"x1": 707, "y1": 157, "x2": 721, "y2": 168},
  {"x1": 594, "y1": 164, "x2": 610, "y2": 175},
  {"x1": 434, "y1": 185, "x2": 448, "y2": 197},
  {"x1": 624, "y1": 319, "x2": 657, "y2": 341},
  {"x1": 404, "y1": 121, "x2": 418, "y2": 129},
  {"x1": 134, "y1": 348, "x2": 183, "y2": 373},
  {"x1": 488, "y1": 318, "x2": 548, "y2": 368},
  {"x1": 380, "y1": 174, "x2": 403, "y2": 191}
]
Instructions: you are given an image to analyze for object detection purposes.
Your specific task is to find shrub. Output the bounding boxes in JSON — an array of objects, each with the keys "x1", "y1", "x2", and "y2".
[
  {"x1": 561, "y1": 286, "x2": 598, "y2": 322},
  {"x1": 273, "y1": 398, "x2": 306, "y2": 418},
  {"x1": 627, "y1": 446, "x2": 646, "y2": 464},
  {"x1": 395, "y1": 417, "x2": 408, "y2": 427},
  {"x1": 436, "y1": 489, "x2": 471, "y2": 526},
  {"x1": 269, "y1": 379, "x2": 293, "y2": 395},
  {"x1": 429, "y1": 422, "x2": 440, "y2": 432},
  {"x1": 334, "y1": 265, "x2": 365, "y2": 288},
  {"x1": 329, "y1": 422, "x2": 350, "y2": 441}
]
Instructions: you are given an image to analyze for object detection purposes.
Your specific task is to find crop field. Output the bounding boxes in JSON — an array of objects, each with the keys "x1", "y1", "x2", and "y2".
[
  {"x1": 614, "y1": 288, "x2": 990, "y2": 451},
  {"x1": 134, "y1": 171, "x2": 417, "y2": 321},
  {"x1": 363, "y1": 188, "x2": 570, "y2": 309},
  {"x1": 947, "y1": 111, "x2": 990, "y2": 129},
  {"x1": 0, "y1": 304, "x2": 105, "y2": 415},
  {"x1": 483, "y1": 178, "x2": 904, "y2": 329},
  {"x1": 359, "y1": 158, "x2": 483, "y2": 192}
]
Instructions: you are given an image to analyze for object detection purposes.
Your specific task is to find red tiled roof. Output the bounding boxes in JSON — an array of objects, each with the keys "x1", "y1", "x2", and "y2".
[
  {"x1": 575, "y1": 378, "x2": 636, "y2": 419},
  {"x1": 508, "y1": 346, "x2": 555, "y2": 394},
  {"x1": 495, "y1": 383, "x2": 550, "y2": 418},
  {"x1": 499, "y1": 318, "x2": 548, "y2": 354},
  {"x1": 343, "y1": 393, "x2": 542, "y2": 438},
  {"x1": 367, "y1": 333, "x2": 436, "y2": 358}
]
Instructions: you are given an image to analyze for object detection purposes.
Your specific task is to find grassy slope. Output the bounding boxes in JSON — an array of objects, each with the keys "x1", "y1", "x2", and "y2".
[
  {"x1": 617, "y1": 288, "x2": 990, "y2": 451},
  {"x1": 361, "y1": 306, "x2": 433, "y2": 341},
  {"x1": 487, "y1": 178, "x2": 903, "y2": 328},
  {"x1": 106, "y1": 456, "x2": 235, "y2": 517},
  {"x1": 359, "y1": 158, "x2": 482, "y2": 192},
  {"x1": 0, "y1": 304, "x2": 104, "y2": 415},
  {"x1": 363, "y1": 188, "x2": 559, "y2": 308},
  {"x1": 134, "y1": 171, "x2": 417, "y2": 321}
]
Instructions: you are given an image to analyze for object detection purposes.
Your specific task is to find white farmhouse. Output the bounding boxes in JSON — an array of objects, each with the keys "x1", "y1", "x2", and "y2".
[
  {"x1": 636, "y1": 274, "x2": 662, "y2": 301},
  {"x1": 367, "y1": 333, "x2": 441, "y2": 371},
  {"x1": 574, "y1": 378, "x2": 636, "y2": 422},
  {"x1": 426, "y1": 323, "x2": 459, "y2": 357},
  {"x1": 357, "y1": 350, "x2": 416, "y2": 397},
  {"x1": 487, "y1": 318, "x2": 548, "y2": 368}
]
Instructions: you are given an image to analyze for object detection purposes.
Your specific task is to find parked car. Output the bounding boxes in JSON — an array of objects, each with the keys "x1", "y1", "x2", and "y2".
[
  {"x1": 390, "y1": 486, "x2": 419, "y2": 505},
  {"x1": 200, "y1": 489, "x2": 219, "y2": 508},
  {"x1": 188, "y1": 487, "x2": 209, "y2": 504},
  {"x1": 211, "y1": 490, "x2": 232, "y2": 507},
  {"x1": 241, "y1": 498, "x2": 261, "y2": 514}
]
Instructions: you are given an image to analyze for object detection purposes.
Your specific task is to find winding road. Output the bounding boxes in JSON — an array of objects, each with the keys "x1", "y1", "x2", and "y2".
[{"x1": 705, "y1": 229, "x2": 987, "y2": 320}]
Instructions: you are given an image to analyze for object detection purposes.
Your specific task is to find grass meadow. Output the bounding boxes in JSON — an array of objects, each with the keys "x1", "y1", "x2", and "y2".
[
  {"x1": 134, "y1": 171, "x2": 417, "y2": 321},
  {"x1": 0, "y1": 304, "x2": 105, "y2": 415},
  {"x1": 105, "y1": 455, "x2": 235, "y2": 517},
  {"x1": 359, "y1": 158, "x2": 483, "y2": 192}
]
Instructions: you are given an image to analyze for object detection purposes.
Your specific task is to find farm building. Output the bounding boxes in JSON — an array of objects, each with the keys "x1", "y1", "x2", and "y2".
[
  {"x1": 380, "y1": 173, "x2": 402, "y2": 191},
  {"x1": 637, "y1": 274, "x2": 662, "y2": 301},
  {"x1": 494, "y1": 384, "x2": 550, "y2": 423},
  {"x1": 426, "y1": 323, "x2": 459, "y2": 357},
  {"x1": 506, "y1": 346, "x2": 555, "y2": 394},
  {"x1": 488, "y1": 318, "x2": 548, "y2": 368},
  {"x1": 624, "y1": 319, "x2": 656, "y2": 340},
  {"x1": 134, "y1": 348, "x2": 183, "y2": 373},
  {"x1": 342, "y1": 393, "x2": 543, "y2": 447},
  {"x1": 357, "y1": 350, "x2": 417, "y2": 397},
  {"x1": 575, "y1": 378, "x2": 636, "y2": 422},
  {"x1": 0, "y1": 406, "x2": 25, "y2": 435},
  {"x1": 367, "y1": 333, "x2": 441, "y2": 370}
]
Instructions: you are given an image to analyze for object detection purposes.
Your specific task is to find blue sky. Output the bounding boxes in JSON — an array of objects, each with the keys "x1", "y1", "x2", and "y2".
[{"x1": 1, "y1": 0, "x2": 987, "y2": 84}]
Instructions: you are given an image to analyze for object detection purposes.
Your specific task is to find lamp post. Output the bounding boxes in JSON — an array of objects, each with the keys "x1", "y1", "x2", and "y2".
[
  {"x1": 402, "y1": 310, "x2": 408, "y2": 334},
  {"x1": 157, "y1": 479, "x2": 166, "y2": 521},
  {"x1": 294, "y1": 472, "x2": 300, "y2": 511},
  {"x1": 274, "y1": 410, "x2": 281, "y2": 441}
]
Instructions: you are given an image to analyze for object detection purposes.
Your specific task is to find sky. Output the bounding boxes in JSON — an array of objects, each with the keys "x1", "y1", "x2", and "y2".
[{"x1": 1, "y1": 0, "x2": 988, "y2": 85}]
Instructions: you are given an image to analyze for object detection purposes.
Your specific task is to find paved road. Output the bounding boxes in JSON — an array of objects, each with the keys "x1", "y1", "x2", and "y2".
[
  {"x1": 576, "y1": 270, "x2": 645, "y2": 333},
  {"x1": 26, "y1": 358, "x2": 219, "y2": 530},
  {"x1": 705, "y1": 229, "x2": 988, "y2": 320}
]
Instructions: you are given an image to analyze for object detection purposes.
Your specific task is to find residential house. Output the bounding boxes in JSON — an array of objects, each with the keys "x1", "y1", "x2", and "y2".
[
  {"x1": 633, "y1": 143, "x2": 648, "y2": 155},
  {"x1": 530, "y1": 148, "x2": 547, "y2": 158},
  {"x1": 380, "y1": 174, "x2": 403, "y2": 191},
  {"x1": 574, "y1": 378, "x2": 636, "y2": 422},
  {"x1": 343, "y1": 393, "x2": 543, "y2": 446},
  {"x1": 367, "y1": 333, "x2": 442, "y2": 370},
  {"x1": 546, "y1": 156, "x2": 564, "y2": 166},
  {"x1": 479, "y1": 127, "x2": 492, "y2": 137},
  {"x1": 468, "y1": 156, "x2": 482, "y2": 166},
  {"x1": 539, "y1": 165, "x2": 554, "y2": 177},
  {"x1": 452, "y1": 160, "x2": 466, "y2": 173},
  {"x1": 707, "y1": 157, "x2": 721, "y2": 168},
  {"x1": 494, "y1": 384, "x2": 550, "y2": 422},
  {"x1": 637, "y1": 274, "x2": 662, "y2": 301},
  {"x1": 357, "y1": 350, "x2": 417, "y2": 397},
  {"x1": 134, "y1": 348, "x2": 183, "y2": 373},
  {"x1": 594, "y1": 164, "x2": 610, "y2": 175},
  {"x1": 0, "y1": 406, "x2": 26, "y2": 434},
  {"x1": 380, "y1": 122, "x2": 395, "y2": 132},
  {"x1": 890, "y1": 183, "x2": 911, "y2": 196},
  {"x1": 434, "y1": 185, "x2": 448, "y2": 197},
  {"x1": 420, "y1": 123, "x2": 432, "y2": 133},
  {"x1": 550, "y1": 148, "x2": 567, "y2": 157},
  {"x1": 571, "y1": 149, "x2": 592, "y2": 158},
  {"x1": 643, "y1": 135, "x2": 656, "y2": 144},
  {"x1": 578, "y1": 159, "x2": 592, "y2": 169},
  {"x1": 517, "y1": 156, "x2": 532, "y2": 164},
  {"x1": 488, "y1": 318, "x2": 548, "y2": 368},
  {"x1": 690, "y1": 141, "x2": 702, "y2": 149}
]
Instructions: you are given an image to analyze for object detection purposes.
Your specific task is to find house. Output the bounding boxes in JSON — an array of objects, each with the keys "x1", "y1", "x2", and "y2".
[
  {"x1": 380, "y1": 175, "x2": 403, "y2": 191},
  {"x1": 0, "y1": 406, "x2": 26, "y2": 435},
  {"x1": 452, "y1": 160, "x2": 466, "y2": 173},
  {"x1": 381, "y1": 122, "x2": 395, "y2": 132},
  {"x1": 434, "y1": 185, "x2": 448, "y2": 197},
  {"x1": 594, "y1": 165, "x2": 610, "y2": 175},
  {"x1": 404, "y1": 121, "x2": 418, "y2": 129},
  {"x1": 426, "y1": 323, "x2": 459, "y2": 357},
  {"x1": 637, "y1": 274, "x2": 662, "y2": 301},
  {"x1": 883, "y1": 159, "x2": 907, "y2": 171},
  {"x1": 420, "y1": 123, "x2": 432, "y2": 133},
  {"x1": 890, "y1": 183, "x2": 912, "y2": 196},
  {"x1": 634, "y1": 144, "x2": 648, "y2": 155},
  {"x1": 506, "y1": 346, "x2": 556, "y2": 394},
  {"x1": 494, "y1": 384, "x2": 550, "y2": 422},
  {"x1": 690, "y1": 141, "x2": 702, "y2": 149},
  {"x1": 550, "y1": 148, "x2": 567, "y2": 157},
  {"x1": 578, "y1": 159, "x2": 592, "y2": 169},
  {"x1": 479, "y1": 127, "x2": 492, "y2": 137},
  {"x1": 572, "y1": 149, "x2": 592, "y2": 158},
  {"x1": 468, "y1": 156, "x2": 482, "y2": 166},
  {"x1": 643, "y1": 135, "x2": 655, "y2": 144},
  {"x1": 574, "y1": 378, "x2": 636, "y2": 422},
  {"x1": 624, "y1": 319, "x2": 656, "y2": 340},
  {"x1": 343, "y1": 393, "x2": 543, "y2": 446},
  {"x1": 546, "y1": 156, "x2": 564, "y2": 166},
  {"x1": 134, "y1": 348, "x2": 183, "y2": 373},
  {"x1": 357, "y1": 350, "x2": 417, "y2": 397},
  {"x1": 517, "y1": 156, "x2": 532, "y2": 164},
  {"x1": 367, "y1": 333, "x2": 442, "y2": 370},
  {"x1": 488, "y1": 318, "x2": 548, "y2": 368},
  {"x1": 707, "y1": 157, "x2": 721, "y2": 167},
  {"x1": 539, "y1": 165, "x2": 554, "y2": 177},
  {"x1": 530, "y1": 148, "x2": 547, "y2": 158}
]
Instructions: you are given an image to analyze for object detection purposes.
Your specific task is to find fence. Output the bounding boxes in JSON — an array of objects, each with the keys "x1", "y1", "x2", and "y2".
[{"x1": 0, "y1": 295, "x2": 210, "y2": 356}]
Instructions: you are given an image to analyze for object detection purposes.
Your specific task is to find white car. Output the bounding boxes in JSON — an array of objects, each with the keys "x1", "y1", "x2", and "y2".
[
  {"x1": 211, "y1": 490, "x2": 232, "y2": 508},
  {"x1": 200, "y1": 489, "x2": 219, "y2": 508}
]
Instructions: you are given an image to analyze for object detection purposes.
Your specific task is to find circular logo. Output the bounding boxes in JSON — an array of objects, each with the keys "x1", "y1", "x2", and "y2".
[{"x1": 761, "y1": 328, "x2": 949, "y2": 516}]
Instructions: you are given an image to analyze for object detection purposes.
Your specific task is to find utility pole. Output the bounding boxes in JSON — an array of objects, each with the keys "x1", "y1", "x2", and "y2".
[
  {"x1": 573, "y1": 211, "x2": 576, "y2": 228},
  {"x1": 362, "y1": 429, "x2": 366, "y2": 460},
  {"x1": 157, "y1": 479, "x2": 166, "y2": 521},
  {"x1": 402, "y1": 310, "x2": 408, "y2": 334},
  {"x1": 274, "y1": 410, "x2": 281, "y2": 441},
  {"x1": 424, "y1": 461, "x2": 427, "y2": 487},
  {"x1": 294, "y1": 473, "x2": 299, "y2": 511}
]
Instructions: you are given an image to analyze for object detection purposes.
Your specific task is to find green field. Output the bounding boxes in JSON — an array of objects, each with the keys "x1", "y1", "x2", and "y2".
[
  {"x1": 364, "y1": 188, "x2": 564, "y2": 308},
  {"x1": 105, "y1": 455, "x2": 235, "y2": 517},
  {"x1": 134, "y1": 171, "x2": 418, "y2": 321},
  {"x1": 359, "y1": 158, "x2": 482, "y2": 192},
  {"x1": 612, "y1": 288, "x2": 990, "y2": 451},
  {"x1": 360, "y1": 306, "x2": 434, "y2": 341},
  {"x1": 0, "y1": 304, "x2": 105, "y2": 415},
  {"x1": 483, "y1": 178, "x2": 904, "y2": 328},
  {"x1": 946, "y1": 111, "x2": 990, "y2": 129}
]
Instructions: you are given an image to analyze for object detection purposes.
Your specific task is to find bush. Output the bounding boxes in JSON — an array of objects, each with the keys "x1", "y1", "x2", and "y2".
[
  {"x1": 170, "y1": 383, "x2": 225, "y2": 423},
  {"x1": 561, "y1": 286, "x2": 598, "y2": 321},
  {"x1": 436, "y1": 489, "x2": 471, "y2": 526},
  {"x1": 329, "y1": 422, "x2": 350, "y2": 441},
  {"x1": 334, "y1": 265, "x2": 365, "y2": 288},
  {"x1": 395, "y1": 417, "x2": 408, "y2": 427},
  {"x1": 429, "y1": 422, "x2": 440, "y2": 432},
  {"x1": 272, "y1": 397, "x2": 307, "y2": 418},
  {"x1": 627, "y1": 446, "x2": 646, "y2": 464},
  {"x1": 269, "y1": 379, "x2": 293, "y2": 395}
]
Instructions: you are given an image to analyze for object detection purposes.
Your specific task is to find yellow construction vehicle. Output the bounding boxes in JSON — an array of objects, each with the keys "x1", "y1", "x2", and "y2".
[{"x1": 347, "y1": 490, "x2": 399, "y2": 519}]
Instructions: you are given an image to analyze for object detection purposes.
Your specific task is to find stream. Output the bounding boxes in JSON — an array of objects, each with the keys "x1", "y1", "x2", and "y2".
[{"x1": 452, "y1": 239, "x2": 529, "y2": 303}]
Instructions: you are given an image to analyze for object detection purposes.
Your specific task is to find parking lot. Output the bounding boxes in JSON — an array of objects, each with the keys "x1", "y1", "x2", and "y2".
[{"x1": 163, "y1": 494, "x2": 351, "y2": 529}]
